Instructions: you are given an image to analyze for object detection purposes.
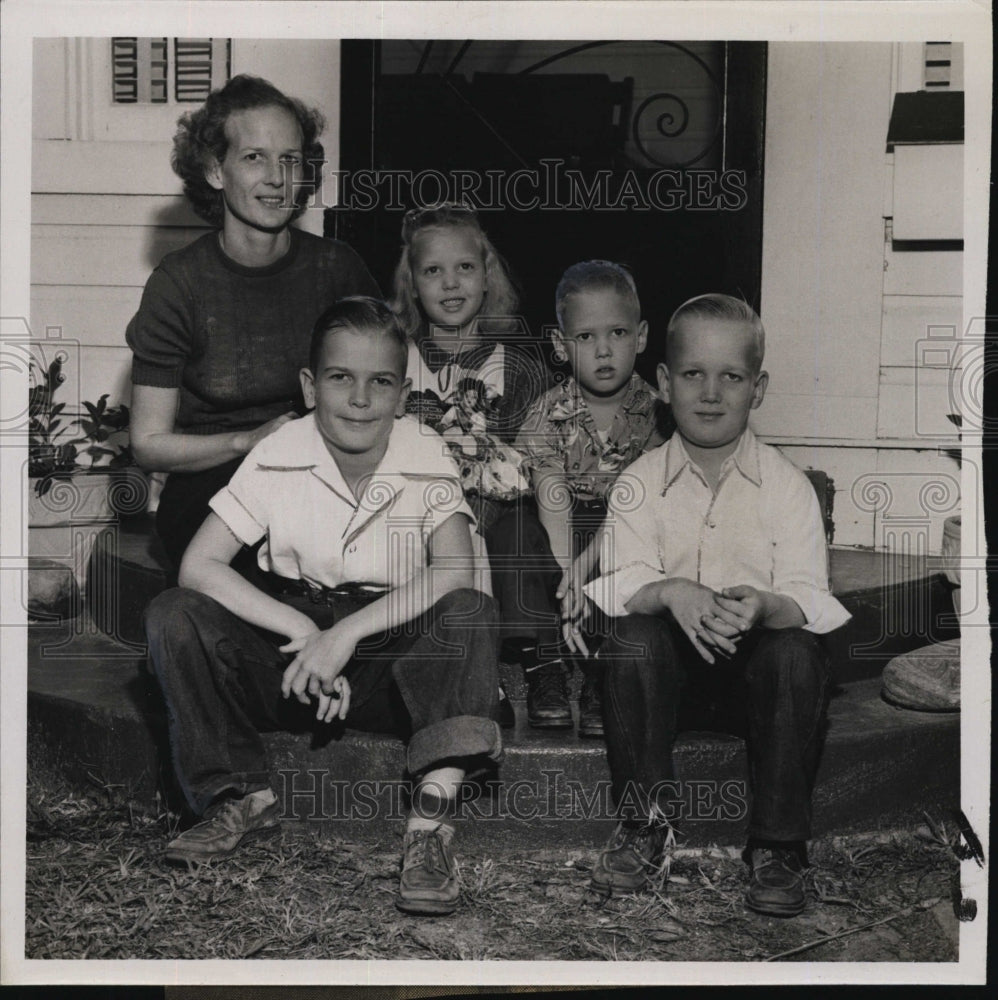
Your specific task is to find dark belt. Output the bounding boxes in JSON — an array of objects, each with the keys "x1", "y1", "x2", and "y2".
[
  {"x1": 276, "y1": 578, "x2": 391, "y2": 606},
  {"x1": 572, "y1": 495, "x2": 608, "y2": 516}
]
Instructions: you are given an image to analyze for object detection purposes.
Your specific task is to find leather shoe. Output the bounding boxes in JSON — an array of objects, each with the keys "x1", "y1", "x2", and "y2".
[
  {"x1": 590, "y1": 821, "x2": 667, "y2": 896},
  {"x1": 165, "y1": 789, "x2": 281, "y2": 865},
  {"x1": 397, "y1": 825, "x2": 459, "y2": 915},
  {"x1": 745, "y1": 846, "x2": 806, "y2": 916},
  {"x1": 525, "y1": 660, "x2": 572, "y2": 729}
]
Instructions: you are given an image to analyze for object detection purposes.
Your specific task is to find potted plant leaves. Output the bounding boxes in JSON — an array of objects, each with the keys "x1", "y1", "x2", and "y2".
[{"x1": 29, "y1": 355, "x2": 145, "y2": 526}]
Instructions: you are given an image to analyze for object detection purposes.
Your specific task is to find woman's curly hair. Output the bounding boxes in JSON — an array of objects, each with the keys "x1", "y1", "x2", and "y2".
[{"x1": 171, "y1": 74, "x2": 325, "y2": 228}]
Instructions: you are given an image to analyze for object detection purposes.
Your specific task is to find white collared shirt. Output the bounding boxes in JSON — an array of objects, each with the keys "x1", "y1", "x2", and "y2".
[
  {"x1": 209, "y1": 414, "x2": 473, "y2": 589},
  {"x1": 584, "y1": 428, "x2": 850, "y2": 634}
]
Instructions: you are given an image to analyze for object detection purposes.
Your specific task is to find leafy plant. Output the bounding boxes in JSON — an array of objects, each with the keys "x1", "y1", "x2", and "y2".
[
  {"x1": 29, "y1": 357, "x2": 78, "y2": 490},
  {"x1": 28, "y1": 356, "x2": 132, "y2": 497},
  {"x1": 77, "y1": 395, "x2": 132, "y2": 470}
]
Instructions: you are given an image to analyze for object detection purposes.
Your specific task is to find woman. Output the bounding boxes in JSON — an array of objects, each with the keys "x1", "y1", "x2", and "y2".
[{"x1": 127, "y1": 74, "x2": 379, "y2": 569}]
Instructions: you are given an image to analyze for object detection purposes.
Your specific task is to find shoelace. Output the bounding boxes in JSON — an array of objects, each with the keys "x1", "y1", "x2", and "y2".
[
  {"x1": 406, "y1": 829, "x2": 451, "y2": 876},
  {"x1": 529, "y1": 666, "x2": 567, "y2": 700}
]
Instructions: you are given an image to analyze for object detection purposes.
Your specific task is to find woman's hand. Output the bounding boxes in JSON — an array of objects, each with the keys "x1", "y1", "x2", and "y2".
[{"x1": 236, "y1": 411, "x2": 298, "y2": 455}]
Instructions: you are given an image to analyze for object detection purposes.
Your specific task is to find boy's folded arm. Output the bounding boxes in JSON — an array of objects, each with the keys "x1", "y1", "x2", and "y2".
[
  {"x1": 178, "y1": 512, "x2": 315, "y2": 640},
  {"x1": 766, "y1": 468, "x2": 851, "y2": 634},
  {"x1": 716, "y1": 585, "x2": 806, "y2": 630},
  {"x1": 321, "y1": 510, "x2": 478, "y2": 650}
]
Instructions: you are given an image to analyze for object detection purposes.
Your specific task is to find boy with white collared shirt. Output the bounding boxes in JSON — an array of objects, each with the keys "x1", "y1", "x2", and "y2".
[
  {"x1": 583, "y1": 294, "x2": 850, "y2": 917},
  {"x1": 144, "y1": 297, "x2": 500, "y2": 916}
]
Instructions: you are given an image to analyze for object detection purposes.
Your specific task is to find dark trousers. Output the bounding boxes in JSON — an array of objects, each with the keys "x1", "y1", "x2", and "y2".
[
  {"x1": 600, "y1": 614, "x2": 829, "y2": 842},
  {"x1": 484, "y1": 497, "x2": 606, "y2": 665},
  {"x1": 144, "y1": 586, "x2": 501, "y2": 817}
]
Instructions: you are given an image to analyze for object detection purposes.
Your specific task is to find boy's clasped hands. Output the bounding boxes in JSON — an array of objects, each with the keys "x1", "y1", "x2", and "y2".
[
  {"x1": 664, "y1": 579, "x2": 768, "y2": 663},
  {"x1": 280, "y1": 623, "x2": 355, "y2": 723}
]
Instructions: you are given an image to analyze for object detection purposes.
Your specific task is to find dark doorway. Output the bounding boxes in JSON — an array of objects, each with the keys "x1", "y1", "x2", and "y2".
[{"x1": 332, "y1": 39, "x2": 766, "y2": 380}]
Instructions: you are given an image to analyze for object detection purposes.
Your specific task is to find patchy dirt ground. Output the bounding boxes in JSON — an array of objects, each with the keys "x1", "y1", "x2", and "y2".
[{"x1": 22, "y1": 766, "x2": 963, "y2": 964}]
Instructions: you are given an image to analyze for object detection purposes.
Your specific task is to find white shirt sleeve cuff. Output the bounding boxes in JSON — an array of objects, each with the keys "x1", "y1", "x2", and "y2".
[
  {"x1": 778, "y1": 585, "x2": 852, "y2": 635},
  {"x1": 208, "y1": 488, "x2": 266, "y2": 548},
  {"x1": 584, "y1": 563, "x2": 666, "y2": 618}
]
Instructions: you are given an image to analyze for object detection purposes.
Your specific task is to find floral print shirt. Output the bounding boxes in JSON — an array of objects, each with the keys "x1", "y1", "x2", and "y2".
[
  {"x1": 515, "y1": 373, "x2": 672, "y2": 500},
  {"x1": 404, "y1": 338, "x2": 550, "y2": 518}
]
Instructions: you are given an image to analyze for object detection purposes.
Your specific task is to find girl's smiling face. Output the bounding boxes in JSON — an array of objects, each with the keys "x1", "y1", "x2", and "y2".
[{"x1": 410, "y1": 226, "x2": 487, "y2": 341}]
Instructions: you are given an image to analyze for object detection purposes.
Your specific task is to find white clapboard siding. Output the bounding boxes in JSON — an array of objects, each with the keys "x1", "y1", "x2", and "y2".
[
  {"x1": 31, "y1": 286, "x2": 143, "y2": 348},
  {"x1": 877, "y1": 366, "x2": 955, "y2": 439},
  {"x1": 76, "y1": 346, "x2": 134, "y2": 411},
  {"x1": 772, "y1": 443, "x2": 961, "y2": 552},
  {"x1": 31, "y1": 226, "x2": 205, "y2": 287},
  {"x1": 752, "y1": 393, "x2": 879, "y2": 442},
  {"x1": 883, "y1": 246, "x2": 962, "y2": 297},
  {"x1": 32, "y1": 193, "x2": 204, "y2": 229},
  {"x1": 32, "y1": 141, "x2": 180, "y2": 195},
  {"x1": 880, "y1": 295, "x2": 963, "y2": 367},
  {"x1": 873, "y1": 447, "x2": 962, "y2": 555},
  {"x1": 771, "y1": 443, "x2": 878, "y2": 550}
]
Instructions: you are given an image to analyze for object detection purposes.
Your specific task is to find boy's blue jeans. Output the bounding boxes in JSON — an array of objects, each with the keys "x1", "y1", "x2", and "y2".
[
  {"x1": 600, "y1": 614, "x2": 829, "y2": 843},
  {"x1": 144, "y1": 586, "x2": 502, "y2": 817}
]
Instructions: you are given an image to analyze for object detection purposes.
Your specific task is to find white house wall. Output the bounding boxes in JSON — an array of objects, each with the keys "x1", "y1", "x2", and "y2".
[
  {"x1": 757, "y1": 41, "x2": 962, "y2": 553},
  {"x1": 30, "y1": 38, "x2": 962, "y2": 553},
  {"x1": 30, "y1": 38, "x2": 339, "y2": 408}
]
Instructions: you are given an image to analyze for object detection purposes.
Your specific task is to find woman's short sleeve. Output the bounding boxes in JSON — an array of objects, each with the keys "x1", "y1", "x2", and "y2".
[{"x1": 125, "y1": 265, "x2": 193, "y2": 389}]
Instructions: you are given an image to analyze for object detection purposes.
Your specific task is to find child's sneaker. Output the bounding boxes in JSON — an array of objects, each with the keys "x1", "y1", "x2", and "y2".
[
  {"x1": 590, "y1": 820, "x2": 667, "y2": 896},
  {"x1": 396, "y1": 825, "x2": 460, "y2": 915},
  {"x1": 165, "y1": 789, "x2": 281, "y2": 865}
]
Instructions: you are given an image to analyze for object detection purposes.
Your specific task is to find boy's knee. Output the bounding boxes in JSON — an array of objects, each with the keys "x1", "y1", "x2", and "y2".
[
  {"x1": 602, "y1": 614, "x2": 675, "y2": 676},
  {"x1": 144, "y1": 587, "x2": 215, "y2": 639},
  {"x1": 434, "y1": 587, "x2": 498, "y2": 625},
  {"x1": 749, "y1": 629, "x2": 827, "y2": 688}
]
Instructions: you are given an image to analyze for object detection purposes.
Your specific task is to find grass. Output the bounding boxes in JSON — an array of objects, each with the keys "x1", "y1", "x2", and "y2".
[{"x1": 21, "y1": 764, "x2": 962, "y2": 964}]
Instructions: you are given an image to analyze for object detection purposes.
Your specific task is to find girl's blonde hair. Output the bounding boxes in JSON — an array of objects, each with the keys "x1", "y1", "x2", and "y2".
[{"x1": 390, "y1": 203, "x2": 520, "y2": 341}]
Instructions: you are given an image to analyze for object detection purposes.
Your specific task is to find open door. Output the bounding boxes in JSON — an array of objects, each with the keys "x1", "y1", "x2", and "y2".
[{"x1": 334, "y1": 39, "x2": 766, "y2": 377}]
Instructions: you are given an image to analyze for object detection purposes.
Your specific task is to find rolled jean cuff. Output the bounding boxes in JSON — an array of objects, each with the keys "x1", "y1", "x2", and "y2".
[
  {"x1": 406, "y1": 715, "x2": 503, "y2": 776},
  {"x1": 196, "y1": 772, "x2": 272, "y2": 818}
]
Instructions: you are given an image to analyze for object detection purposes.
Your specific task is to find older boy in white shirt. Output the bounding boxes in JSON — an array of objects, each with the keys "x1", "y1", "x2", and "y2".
[
  {"x1": 585, "y1": 294, "x2": 849, "y2": 916},
  {"x1": 144, "y1": 298, "x2": 500, "y2": 916}
]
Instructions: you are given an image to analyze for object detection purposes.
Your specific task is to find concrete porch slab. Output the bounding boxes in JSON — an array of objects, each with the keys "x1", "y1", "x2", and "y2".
[{"x1": 28, "y1": 616, "x2": 960, "y2": 850}]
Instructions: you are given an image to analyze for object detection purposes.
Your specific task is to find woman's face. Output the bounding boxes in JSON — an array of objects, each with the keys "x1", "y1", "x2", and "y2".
[
  {"x1": 206, "y1": 104, "x2": 304, "y2": 236},
  {"x1": 410, "y1": 226, "x2": 487, "y2": 339}
]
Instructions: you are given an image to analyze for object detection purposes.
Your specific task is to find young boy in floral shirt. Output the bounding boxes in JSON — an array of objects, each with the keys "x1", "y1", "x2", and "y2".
[{"x1": 485, "y1": 261, "x2": 671, "y2": 735}]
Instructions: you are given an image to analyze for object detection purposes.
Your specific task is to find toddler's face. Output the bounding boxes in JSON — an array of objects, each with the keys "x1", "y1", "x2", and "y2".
[
  {"x1": 556, "y1": 288, "x2": 647, "y2": 399},
  {"x1": 657, "y1": 318, "x2": 767, "y2": 461},
  {"x1": 301, "y1": 328, "x2": 410, "y2": 461},
  {"x1": 410, "y1": 226, "x2": 487, "y2": 338}
]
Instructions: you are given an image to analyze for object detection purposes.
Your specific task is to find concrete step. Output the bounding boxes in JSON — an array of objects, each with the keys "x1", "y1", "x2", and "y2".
[
  {"x1": 28, "y1": 616, "x2": 960, "y2": 850},
  {"x1": 83, "y1": 516, "x2": 959, "y2": 687}
]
